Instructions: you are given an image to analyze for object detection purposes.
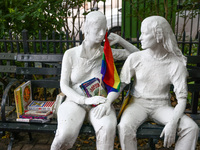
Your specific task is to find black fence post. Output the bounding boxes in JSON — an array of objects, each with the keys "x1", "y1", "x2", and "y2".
[
  {"x1": 22, "y1": 29, "x2": 31, "y2": 80},
  {"x1": 22, "y1": 29, "x2": 29, "y2": 54}
]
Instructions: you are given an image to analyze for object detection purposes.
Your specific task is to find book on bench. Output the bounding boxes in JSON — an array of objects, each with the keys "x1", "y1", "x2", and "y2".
[
  {"x1": 80, "y1": 77, "x2": 107, "y2": 98},
  {"x1": 14, "y1": 81, "x2": 32, "y2": 117}
]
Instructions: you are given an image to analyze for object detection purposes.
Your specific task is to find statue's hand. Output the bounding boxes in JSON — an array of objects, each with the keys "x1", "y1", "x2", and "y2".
[
  {"x1": 84, "y1": 96, "x2": 106, "y2": 105},
  {"x1": 108, "y1": 33, "x2": 121, "y2": 46},
  {"x1": 93, "y1": 103, "x2": 111, "y2": 119},
  {"x1": 160, "y1": 121, "x2": 177, "y2": 148}
]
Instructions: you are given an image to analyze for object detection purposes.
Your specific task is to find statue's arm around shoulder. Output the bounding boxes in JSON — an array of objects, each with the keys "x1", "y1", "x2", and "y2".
[{"x1": 108, "y1": 33, "x2": 139, "y2": 60}]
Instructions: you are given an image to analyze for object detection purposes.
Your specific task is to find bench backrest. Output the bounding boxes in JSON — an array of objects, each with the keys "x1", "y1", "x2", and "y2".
[{"x1": 0, "y1": 53, "x2": 200, "y2": 113}]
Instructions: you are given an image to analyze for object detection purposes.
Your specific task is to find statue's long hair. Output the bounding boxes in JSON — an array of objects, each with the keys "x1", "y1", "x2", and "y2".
[{"x1": 142, "y1": 16, "x2": 187, "y2": 66}]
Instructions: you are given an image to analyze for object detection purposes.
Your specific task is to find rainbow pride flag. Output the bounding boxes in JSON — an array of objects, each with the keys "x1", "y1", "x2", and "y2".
[{"x1": 101, "y1": 32, "x2": 120, "y2": 94}]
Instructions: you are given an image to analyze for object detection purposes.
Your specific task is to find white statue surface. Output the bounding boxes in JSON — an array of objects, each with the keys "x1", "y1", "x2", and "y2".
[
  {"x1": 50, "y1": 11, "x2": 139, "y2": 150},
  {"x1": 112, "y1": 16, "x2": 199, "y2": 150}
]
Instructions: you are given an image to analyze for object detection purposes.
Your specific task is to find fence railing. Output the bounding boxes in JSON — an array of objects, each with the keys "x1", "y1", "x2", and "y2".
[{"x1": 0, "y1": 29, "x2": 199, "y2": 55}]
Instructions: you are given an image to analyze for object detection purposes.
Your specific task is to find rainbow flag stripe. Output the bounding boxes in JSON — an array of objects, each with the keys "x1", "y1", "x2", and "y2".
[{"x1": 101, "y1": 32, "x2": 120, "y2": 94}]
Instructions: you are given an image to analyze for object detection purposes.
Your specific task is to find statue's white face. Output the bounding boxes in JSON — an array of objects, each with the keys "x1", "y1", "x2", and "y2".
[
  {"x1": 86, "y1": 19, "x2": 107, "y2": 44},
  {"x1": 139, "y1": 23, "x2": 157, "y2": 50}
]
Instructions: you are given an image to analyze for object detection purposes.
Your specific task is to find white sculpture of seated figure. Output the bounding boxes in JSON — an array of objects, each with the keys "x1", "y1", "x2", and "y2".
[
  {"x1": 50, "y1": 11, "x2": 139, "y2": 150},
  {"x1": 110, "y1": 16, "x2": 199, "y2": 150}
]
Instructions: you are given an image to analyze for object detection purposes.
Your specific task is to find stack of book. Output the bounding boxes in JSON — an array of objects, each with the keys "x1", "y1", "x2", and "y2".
[{"x1": 14, "y1": 81, "x2": 55, "y2": 123}]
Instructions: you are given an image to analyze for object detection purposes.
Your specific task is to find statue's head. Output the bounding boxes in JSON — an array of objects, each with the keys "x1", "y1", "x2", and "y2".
[
  {"x1": 141, "y1": 16, "x2": 174, "y2": 45},
  {"x1": 83, "y1": 11, "x2": 107, "y2": 43},
  {"x1": 140, "y1": 16, "x2": 187, "y2": 65}
]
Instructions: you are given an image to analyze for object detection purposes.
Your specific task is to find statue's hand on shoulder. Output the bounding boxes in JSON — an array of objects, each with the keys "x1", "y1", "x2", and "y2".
[
  {"x1": 84, "y1": 96, "x2": 106, "y2": 105},
  {"x1": 160, "y1": 121, "x2": 177, "y2": 148},
  {"x1": 93, "y1": 102, "x2": 111, "y2": 119}
]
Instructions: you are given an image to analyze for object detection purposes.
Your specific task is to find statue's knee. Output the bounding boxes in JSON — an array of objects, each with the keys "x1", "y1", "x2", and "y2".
[
  {"x1": 53, "y1": 129, "x2": 75, "y2": 149},
  {"x1": 179, "y1": 119, "x2": 199, "y2": 137},
  {"x1": 97, "y1": 121, "x2": 116, "y2": 137},
  {"x1": 104, "y1": 120, "x2": 117, "y2": 134},
  {"x1": 118, "y1": 122, "x2": 136, "y2": 138},
  {"x1": 190, "y1": 122, "x2": 199, "y2": 134}
]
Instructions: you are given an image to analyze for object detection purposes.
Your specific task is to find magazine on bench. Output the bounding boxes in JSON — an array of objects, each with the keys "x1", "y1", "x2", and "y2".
[{"x1": 27, "y1": 100, "x2": 55, "y2": 111}]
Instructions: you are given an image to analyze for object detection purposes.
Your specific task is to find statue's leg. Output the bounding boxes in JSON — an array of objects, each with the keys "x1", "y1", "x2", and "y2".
[
  {"x1": 151, "y1": 106, "x2": 199, "y2": 150},
  {"x1": 51, "y1": 101, "x2": 86, "y2": 150},
  {"x1": 89, "y1": 106, "x2": 117, "y2": 150},
  {"x1": 118, "y1": 101, "x2": 148, "y2": 150}
]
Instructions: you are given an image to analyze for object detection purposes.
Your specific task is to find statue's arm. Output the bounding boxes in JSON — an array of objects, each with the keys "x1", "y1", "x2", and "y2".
[
  {"x1": 160, "y1": 65, "x2": 188, "y2": 148},
  {"x1": 108, "y1": 33, "x2": 139, "y2": 55},
  {"x1": 93, "y1": 55, "x2": 135, "y2": 119},
  {"x1": 60, "y1": 52, "x2": 106, "y2": 105},
  {"x1": 60, "y1": 52, "x2": 85, "y2": 104},
  {"x1": 93, "y1": 82, "x2": 127, "y2": 119}
]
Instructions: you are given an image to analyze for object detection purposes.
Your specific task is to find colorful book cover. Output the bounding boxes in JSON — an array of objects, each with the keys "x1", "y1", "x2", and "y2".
[
  {"x1": 27, "y1": 101, "x2": 55, "y2": 111},
  {"x1": 19, "y1": 113, "x2": 53, "y2": 120},
  {"x1": 25, "y1": 110, "x2": 51, "y2": 116},
  {"x1": 14, "y1": 82, "x2": 25, "y2": 117},
  {"x1": 20, "y1": 80, "x2": 32, "y2": 112},
  {"x1": 14, "y1": 81, "x2": 32, "y2": 115},
  {"x1": 80, "y1": 77, "x2": 107, "y2": 98}
]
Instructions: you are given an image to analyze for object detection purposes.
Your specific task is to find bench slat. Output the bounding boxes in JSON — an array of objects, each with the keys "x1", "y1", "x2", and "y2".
[
  {"x1": 0, "y1": 66, "x2": 16, "y2": 73},
  {"x1": 16, "y1": 67, "x2": 61, "y2": 75},
  {"x1": 16, "y1": 54, "x2": 63, "y2": 62},
  {"x1": 31, "y1": 80, "x2": 60, "y2": 88},
  {"x1": 0, "y1": 53, "x2": 17, "y2": 60}
]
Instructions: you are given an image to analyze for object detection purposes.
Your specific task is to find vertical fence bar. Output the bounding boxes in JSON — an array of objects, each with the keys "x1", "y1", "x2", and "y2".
[
  {"x1": 182, "y1": 31, "x2": 185, "y2": 54},
  {"x1": 122, "y1": 0, "x2": 126, "y2": 38},
  {"x1": 136, "y1": 0, "x2": 139, "y2": 35},
  {"x1": 9, "y1": 30, "x2": 14, "y2": 53},
  {"x1": 196, "y1": 13, "x2": 199, "y2": 40},
  {"x1": 73, "y1": 36, "x2": 76, "y2": 47},
  {"x1": 189, "y1": 37, "x2": 192, "y2": 55},
  {"x1": 52, "y1": 31, "x2": 56, "y2": 53},
  {"x1": 22, "y1": 29, "x2": 29, "y2": 54},
  {"x1": 66, "y1": 31, "x2": 69, "y2": 50},
  {"x1": 33, "y1": 36, "x2": 37, "y2": 53},
  {"x1": 79, "y1": 31, "x2": 83, "y2": 45},
  {"x1": 46, "y1": 36, "x2": 49, "y2": 53},
  {"x1": 170, "y1": 0, "x2": 174, "y2": 26},
  {"x1": 3, "y1": 36, "x2": 7, "y2": 53},
  {"x1": 137, "y1": 30, "x2": 140, "y2": 48},
  {"x1": 176, "y1": 1, "x2": 180, "y2": 38},
  {"x1": 190, "y1": 10, "x2": 194, "y2": 39},
  {"x1": 39, "y1": 31, "x2": 43, "y2": 53},
  {"x1": 59, "y1": 34, "x2": 63, "y2": 54},
  {"x1": 16, "y1": 35, "x2": 20, "y2": 53}
]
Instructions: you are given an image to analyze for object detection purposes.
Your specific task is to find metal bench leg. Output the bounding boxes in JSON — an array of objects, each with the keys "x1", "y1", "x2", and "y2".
[
  {"x1": 149, "y1": 138, "x2": 157, "y2": 150},
  {"x1": 28, "y1": 132, "x2": 33, "y2": 141},
  {"x1": 7, "y1": 133, "x2": 14, "y2": 150}
]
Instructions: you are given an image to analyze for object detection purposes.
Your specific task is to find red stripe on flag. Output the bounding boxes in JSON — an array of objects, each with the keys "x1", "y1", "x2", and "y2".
[{"x1": 103, "y1": 33, "x2": 115, "y2": 87}]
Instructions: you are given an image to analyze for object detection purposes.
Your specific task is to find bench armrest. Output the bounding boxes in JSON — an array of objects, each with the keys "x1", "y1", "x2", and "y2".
[{"x1": 1, "y1": 79, "x2": 21, "y2": 122}]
